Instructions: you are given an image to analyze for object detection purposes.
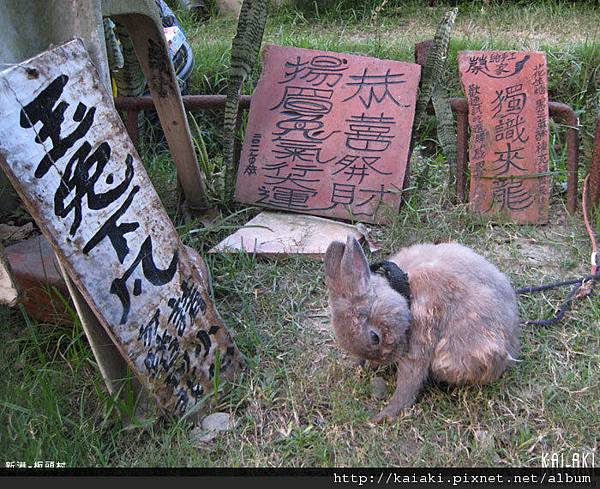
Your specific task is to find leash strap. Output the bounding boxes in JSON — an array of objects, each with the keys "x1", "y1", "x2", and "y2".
[
  {"x1": 518, "y1": 174, "x2": 598, "y2": 326},
  {"x1": 518, "y1": 279, "x2": 594, "y2": 326},
  {"x1": 370, "y1": 261, "x2": 411, "y2": 308}
]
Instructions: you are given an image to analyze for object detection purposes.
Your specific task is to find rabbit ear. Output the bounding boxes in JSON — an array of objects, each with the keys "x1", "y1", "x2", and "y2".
[
  {"x1": 340, "y1": 235, "x2": 371, "y2": 295},
  {"x1": 324, "y1": 240, "x2": 345, "y2": 286}
]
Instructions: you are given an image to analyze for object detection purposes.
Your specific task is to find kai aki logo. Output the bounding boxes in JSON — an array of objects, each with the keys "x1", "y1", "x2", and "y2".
[{"x1": 541, "y1": 451, "x2": 595, "y2": 468}]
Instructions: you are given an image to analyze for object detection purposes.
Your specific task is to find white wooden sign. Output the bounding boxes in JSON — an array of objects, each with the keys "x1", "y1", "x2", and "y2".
[{"x1": 0, "y1": 39, "x2": 242, "y2": 416}]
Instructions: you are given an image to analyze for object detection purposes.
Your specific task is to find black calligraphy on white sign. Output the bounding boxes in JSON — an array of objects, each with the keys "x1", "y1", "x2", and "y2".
[{"x1": 19, "y1": 74, "x2": 180, "y2": 324}]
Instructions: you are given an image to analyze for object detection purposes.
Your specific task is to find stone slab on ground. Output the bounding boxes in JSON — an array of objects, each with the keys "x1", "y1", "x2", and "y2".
[{"x1": 210, "y1": 211, "x2": 365, "y2": 259}]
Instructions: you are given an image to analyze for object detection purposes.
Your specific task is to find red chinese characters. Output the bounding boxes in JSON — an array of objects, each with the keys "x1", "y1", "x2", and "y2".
[
  {"x1": 235, "y1": 45, "x2": 421, "y2": 223},
  {"x1": 459, "y1": 51, "x2": 550, "y2": 224}
]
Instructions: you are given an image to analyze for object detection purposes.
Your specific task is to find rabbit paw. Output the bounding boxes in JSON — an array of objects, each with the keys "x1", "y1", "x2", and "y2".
[{"x1": 371, "y1": 406, "x2": 400, "y2": 424}]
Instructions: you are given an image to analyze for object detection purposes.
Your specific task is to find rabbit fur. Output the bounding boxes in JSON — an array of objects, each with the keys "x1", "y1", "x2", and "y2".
[{"x1": 324, "y1": 235, "x2": 520, "y2": 423}]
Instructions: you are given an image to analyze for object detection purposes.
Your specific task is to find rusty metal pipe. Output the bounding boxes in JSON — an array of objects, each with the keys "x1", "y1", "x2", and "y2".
[
  {"x1": 115, "y1": 95, "x2": 252, "y2": 111},
  {"x1": 589, "y1": 115, "x2": 600, "y2": 207},
  {"x1": 125, "y1": 109, "x2": 140, "y2": 147},
  {"x1": 548, "y1": 102, "x2": 580, "y2": 214},
  {"x1": 115, "y1": 95, "x2": 252, "y2": 160},
  {"x1": 116, "y1": 94, "x2": 579, "y2": 214}
]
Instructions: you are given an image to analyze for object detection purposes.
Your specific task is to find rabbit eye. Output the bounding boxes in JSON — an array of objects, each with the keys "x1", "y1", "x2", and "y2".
[{"x1": 369, "y1": 330, "x2": 380, "y2": 345}]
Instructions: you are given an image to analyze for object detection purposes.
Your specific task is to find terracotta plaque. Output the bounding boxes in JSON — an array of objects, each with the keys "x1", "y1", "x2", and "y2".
[
  {"x1": 0, "y1": 40, "x2": 242, "y2": 416},
  {"x1": 235, "y1": 44, "x2": 421, "y2": 224},
  {"x1": 459, "y1": 51, "x2": 550, "y2": 224}
]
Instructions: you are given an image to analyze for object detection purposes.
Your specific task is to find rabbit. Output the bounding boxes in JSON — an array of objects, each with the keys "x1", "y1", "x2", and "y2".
[{"x1": 324, "y1": 235, "x2": 520, "y2": 423}]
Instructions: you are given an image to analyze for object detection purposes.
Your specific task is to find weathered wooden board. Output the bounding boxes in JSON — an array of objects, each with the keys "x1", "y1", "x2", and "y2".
[
  {"x1": 235, "y1": 45, "x2": 421, "y2": 224},
  {"x1": 0, "y1": 39, "x2": 242, "y2": 416},
  {"x1": 209, "y1": 211, "x2": 364, "y2": 259},
  {"x1": 459, "y1": 51, "x2": 550, "y2": 224}
]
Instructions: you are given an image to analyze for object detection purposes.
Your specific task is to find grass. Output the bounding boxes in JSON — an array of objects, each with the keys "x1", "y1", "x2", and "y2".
[{"x1": 1, "y1": 0, "x2": 599, "y2": 468}]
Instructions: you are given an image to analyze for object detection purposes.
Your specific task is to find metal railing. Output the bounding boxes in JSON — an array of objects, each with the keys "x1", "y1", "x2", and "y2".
[{"x1": 115, "y1": 94, "x2": 580, "y2": 214}]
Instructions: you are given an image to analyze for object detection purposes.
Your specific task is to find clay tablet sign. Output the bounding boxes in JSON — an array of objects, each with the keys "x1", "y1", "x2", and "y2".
[
  {"x1": 235, "y1": 44, "x2": 421, "y2": 224},
  {"x1": 0, "y1": 40, "x2": 242, "y2": 416},
  {"x1": 459, "y1": 51, "x2": 550, "y2": 224}
]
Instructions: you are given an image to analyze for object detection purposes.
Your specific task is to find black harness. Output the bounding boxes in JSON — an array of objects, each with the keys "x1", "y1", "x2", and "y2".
[{"x1": 369, "y1": 261, "x2": 411, "y2": 308}]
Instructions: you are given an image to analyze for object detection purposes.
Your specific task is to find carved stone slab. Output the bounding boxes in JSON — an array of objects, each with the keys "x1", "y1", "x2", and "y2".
[
  {"x1": 459, "y1": 50, "x2": 550, "y2": 224},
  {"x1": 0, "y1": 39, "x2": 242, "y2": 416},
  {"x1": 235, "y1": 44, "x2": 421, "y2": 224}
]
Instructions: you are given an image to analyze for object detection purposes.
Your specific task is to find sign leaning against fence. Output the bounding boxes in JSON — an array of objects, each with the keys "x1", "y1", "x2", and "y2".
[
  {"x1": 235, "y1": 45, "x2": 422, "y2": 224},
  {"x1": 0, "y1": 39, "x2": 242, "y2": 416},
  {"x1": 458, "y1": 50, "x2": 551, "y2": 224}
]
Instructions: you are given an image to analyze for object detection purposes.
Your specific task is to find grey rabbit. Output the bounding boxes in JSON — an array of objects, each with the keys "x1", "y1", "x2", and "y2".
[{"x1": 324, "y1": 235, "x2": 520, "y2": 423}]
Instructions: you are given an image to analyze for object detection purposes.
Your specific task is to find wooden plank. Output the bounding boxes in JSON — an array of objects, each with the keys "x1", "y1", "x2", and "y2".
[
  {"x1": 113, "y1": 12, "x2": 210, "y2": 213},
  {"x1": 56, "y1": 256, "x2": 147, "y2": 412},
  {"x1": 458, "y1": 50, "x2": 550, "y2": 224},
  {"x1": 0, "y1": 39, "x2": 242, "y2": 417},
  {"x1": 235, "y1": 45, "x2": 421, "y2": 224},
  {"x1": 209, "y1": 211, "x2": 364, "y2": 259}
]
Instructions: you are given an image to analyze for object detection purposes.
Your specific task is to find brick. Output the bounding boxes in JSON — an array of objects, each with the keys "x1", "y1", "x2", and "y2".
[{"x1": 4, "y1": 235, "x2": 71, "y2": 324}]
